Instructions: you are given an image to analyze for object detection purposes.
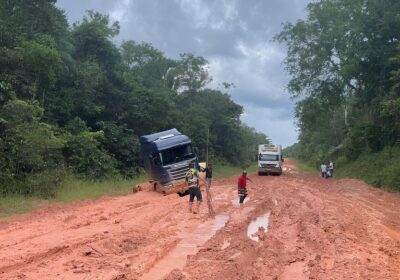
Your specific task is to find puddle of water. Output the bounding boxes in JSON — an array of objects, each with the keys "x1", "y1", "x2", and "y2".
[
  {"x1": 247, "y1": 211, "x2": 270, "y2": 241},
  {"x1": 141, "y1": 213, "x2": 229, "y2": 280},
  {"x1": 231, "y1": 197, "x2": 249, "y2": 207}
]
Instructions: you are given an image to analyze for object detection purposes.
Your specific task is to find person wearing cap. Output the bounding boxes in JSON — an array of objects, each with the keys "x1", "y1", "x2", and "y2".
[{"x1": 237, "y1": 170, "x2": 253, "y2": 204}]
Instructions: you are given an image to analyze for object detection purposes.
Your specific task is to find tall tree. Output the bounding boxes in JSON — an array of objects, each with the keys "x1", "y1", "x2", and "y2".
[{"x1": 277, "y1": 0, "x2": 400, "y2": 162}]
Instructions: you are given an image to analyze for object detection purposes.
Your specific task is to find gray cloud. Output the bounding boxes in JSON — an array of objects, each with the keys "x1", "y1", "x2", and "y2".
[
  {"x1": 56, "y1": 0, "x2": 309, "y2": 146},
  {"x1": 242, "y1": 105, "x2": 298, "y2": 147}
]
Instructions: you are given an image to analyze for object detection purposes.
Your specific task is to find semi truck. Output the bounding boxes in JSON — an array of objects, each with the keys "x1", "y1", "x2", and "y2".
[
  {"x1": 139, "y1": 128, "x2": 199, "y2": 195},
  {"x1": 258, "y1": 144, "x2": 283, "y2": 175}
]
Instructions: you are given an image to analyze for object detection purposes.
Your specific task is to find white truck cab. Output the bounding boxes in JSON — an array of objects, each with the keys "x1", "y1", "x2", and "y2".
[{"x1": 258, "y1": 144, "x2": 283, "y2": 175}]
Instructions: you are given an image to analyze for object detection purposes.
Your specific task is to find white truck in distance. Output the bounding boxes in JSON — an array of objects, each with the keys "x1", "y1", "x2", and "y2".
[{"x1": 258, "y1": 144, "x2": 283, "y2": 175}]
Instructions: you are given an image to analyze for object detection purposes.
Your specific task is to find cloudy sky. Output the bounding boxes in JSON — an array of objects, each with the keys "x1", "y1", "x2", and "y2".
[{"x1": 56, "y1": 0, "x2": 310, "y2": 147}]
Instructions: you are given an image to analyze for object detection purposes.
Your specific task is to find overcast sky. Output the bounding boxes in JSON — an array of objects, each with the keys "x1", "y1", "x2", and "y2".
[{"x1": 56, "y1": 0, "x2": 310, "y2": 147}]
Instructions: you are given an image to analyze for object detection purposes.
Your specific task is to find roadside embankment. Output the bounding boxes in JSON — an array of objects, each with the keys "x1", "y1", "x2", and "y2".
[
  {"x1": 335, "y1": 147, "x2": 400, "y2": 192},
  {"x1": 0, "y1": 163, "x2": 257, "y2": 218},
  {"x1": 289, "y1": 146, "x2": 400, "y2": 192}
]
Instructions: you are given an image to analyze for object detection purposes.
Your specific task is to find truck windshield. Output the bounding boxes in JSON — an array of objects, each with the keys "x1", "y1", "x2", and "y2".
[
  {"x1": 259, "y1": 154, "x2": 279, "y2": 161},
  {"x1": 160, "y1": 144, "x2": 195, "y2": 165}
]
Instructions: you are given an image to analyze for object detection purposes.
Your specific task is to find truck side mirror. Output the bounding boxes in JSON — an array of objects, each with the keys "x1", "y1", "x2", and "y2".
[{"x1": 194, "y1": 147, "x2": 199, "y2": 155}]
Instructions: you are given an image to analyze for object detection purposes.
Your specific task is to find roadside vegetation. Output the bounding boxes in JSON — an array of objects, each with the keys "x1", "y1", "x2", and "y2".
[
  {"x1": 0, "y1": 195, "x2": 44, "y2": 219},
  {"x1": 0, "y1": 1, "x2": 268, "y2": 204},
  {"x1": 0, "y1": 175, "x2": 143, "y2": 219},
  {"x1": 296, "y1": 161, "x2": 318, "y2": 174},
  {"x1": 0, "y1": 163, "x2": 255, "y2": 218},
  {"x1": 285, "y1": 145, "x2": 400, "y2": 192},
  {"x1": 334, "y1": 147, "x2": 400, "y2": 192},
  {"x1": 213, "y1": 163, "x2": 257, "y2": 179},
  {"x1": 279, "y1": 0, "x2": 400, "y2": 191},
  {"x1": 56, "y1": 174, "x2": 147, "y2": 203}
]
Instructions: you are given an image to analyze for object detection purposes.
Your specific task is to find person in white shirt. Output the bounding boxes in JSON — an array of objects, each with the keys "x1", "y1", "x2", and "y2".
[
  {"x1": 329, "y1": 161, "x2": 334, "y2": 177},
  {"x1": 321, "y1": 163, "x2": 327, "y2": 178}
]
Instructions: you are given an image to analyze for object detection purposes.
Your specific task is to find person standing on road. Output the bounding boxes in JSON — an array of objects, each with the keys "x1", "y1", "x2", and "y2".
[
  {"x1": 238, "y1": 170, "x2": 253, "y2": 204},
  {"x1": 185, "y1": 165, "x2": 202, "y2": 214},
  {"x1": 200, "y1": 162, "x2": 215, "y2": 216},
  {"x1": 200, "y1": 163, "x2": 213, "y2": 189},
  {"x1": 321, "y1": 163, "x2": 327, "y2": 178},
  {"x1": 329, "y1": 161, "x2": 334, "y2": 177}
]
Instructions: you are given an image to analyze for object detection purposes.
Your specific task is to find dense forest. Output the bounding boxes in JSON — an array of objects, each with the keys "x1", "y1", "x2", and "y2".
[
  {"x1": 0, "y1": 0, "x2": 268, "y2": 197},
  {"x1": 278, "y1": 0, "x2": 400, "y2": 190}
]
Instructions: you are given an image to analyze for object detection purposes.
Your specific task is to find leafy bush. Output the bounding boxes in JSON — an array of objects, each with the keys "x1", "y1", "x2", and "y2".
[
  {"x1": 64, "y1": 130, "x2": 118, "y2": 179},
  {"x1": 0, "y1": 99, "x2": 65, "y2": 196},
  {"x1": 335, "y1": 146, "x2": 400, "y2": 191}
]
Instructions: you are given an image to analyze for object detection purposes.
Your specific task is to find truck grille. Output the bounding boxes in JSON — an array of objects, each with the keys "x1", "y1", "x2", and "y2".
[
  {"x1": 170, "y1": 166, "x2": 190, "y2": 181},
  {"x1": 261, "y1": 164, "x2": 276, "y2": 168}
]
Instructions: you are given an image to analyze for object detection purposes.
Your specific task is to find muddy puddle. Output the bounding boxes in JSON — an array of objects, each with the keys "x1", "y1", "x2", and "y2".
[
  {"x1": 231, "y1": 197, "x2": 249, "y2": 207},
  {"x1": 141, "y1": 213, "x2": 230, "y2": 280},
  {"x1": 247, "y1": 211, "x2": 270, "y2": 241}
]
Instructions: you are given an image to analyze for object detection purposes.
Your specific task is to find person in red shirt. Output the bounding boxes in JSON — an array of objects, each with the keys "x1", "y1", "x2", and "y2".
[{"x1": 238, "y1": 170, "x2": 252, "y2": 204}]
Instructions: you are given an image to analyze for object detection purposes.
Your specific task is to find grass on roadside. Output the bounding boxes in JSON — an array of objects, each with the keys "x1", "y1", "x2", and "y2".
[
  {"x1": 0, "y1": 162, "x2": 258, "y2": 218},
  {"x1": 0, "y1": 195, "x2": 50, "y2": 219},
  {"x1": 57, "y1": 162, "x2": 258, "y2": 203},
  {"x1": 297, "y1": 161, "x2": 318, "y2": 173},
  {"x1": 0, "y1": 174, "x2": 147, "y2": 219},
  {"x1": 56, "y1": 174, "x2": 147, "y2": 203},
  {"x1": 335, "y1": 146, "x2": 400, "y2": 192},
  {"x1": 213, "y1": 162, "x2": 257, "y2": 179}
]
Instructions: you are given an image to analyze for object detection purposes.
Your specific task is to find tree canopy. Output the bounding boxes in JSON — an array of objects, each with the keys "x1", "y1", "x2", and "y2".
[
  {"x1": 277, "y1": 0, "x2": 400, "y2": 167},
  {"x1": 0, "y1": 1, "x2": 268, "y2": 197}
]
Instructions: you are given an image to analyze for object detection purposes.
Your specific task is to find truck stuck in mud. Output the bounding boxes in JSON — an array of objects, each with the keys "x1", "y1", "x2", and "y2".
[{"x1": 139, "y1": 128, "x2": 199, "y2": 195}]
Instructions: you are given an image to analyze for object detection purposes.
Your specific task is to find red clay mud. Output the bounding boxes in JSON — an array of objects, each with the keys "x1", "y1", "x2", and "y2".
[{"x1": 0, "y1": 160, "x2": 399, "y2": 279}]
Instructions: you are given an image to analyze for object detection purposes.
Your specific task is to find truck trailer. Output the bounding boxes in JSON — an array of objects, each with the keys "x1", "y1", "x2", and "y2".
[
  {"x1": 139, "y1": 128, "x2": 198, "y2": 195},
  {"x1": 258, "y1": 144, "x2": 283, "y2": 175}
]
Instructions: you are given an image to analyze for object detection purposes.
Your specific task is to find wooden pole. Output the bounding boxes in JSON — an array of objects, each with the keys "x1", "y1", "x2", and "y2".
[{"x1": 205, "y1": 179, "x2": 214, "y2": 216}]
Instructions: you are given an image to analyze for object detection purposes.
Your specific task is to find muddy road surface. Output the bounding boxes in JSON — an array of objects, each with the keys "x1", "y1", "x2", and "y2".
[{"x1": 0, "y1": 160, "x2": 399, "y2": 279}]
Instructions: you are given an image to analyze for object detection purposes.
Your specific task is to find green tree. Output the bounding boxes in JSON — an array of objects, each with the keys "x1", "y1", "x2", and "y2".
[
  {"x1": 0, "y1": 99, "x2": 64, "y2": 196},
  {"x1": 64, "y1": 120, "x2": 117, "y2": 179},
  {"x1": 277, "y1": 0, "x2": 400, "y2": 162},
  {"x1": 170, "y1": 53, "x2": 212, "y2": 92},
  {"x1": 0, "y1": 2, "x2": 271, "y2": 198}
]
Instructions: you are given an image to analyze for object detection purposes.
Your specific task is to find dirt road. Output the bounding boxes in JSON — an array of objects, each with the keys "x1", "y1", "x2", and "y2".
[{"x1": 0, "y1": 160, "x2": 399, "y2": 280}]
